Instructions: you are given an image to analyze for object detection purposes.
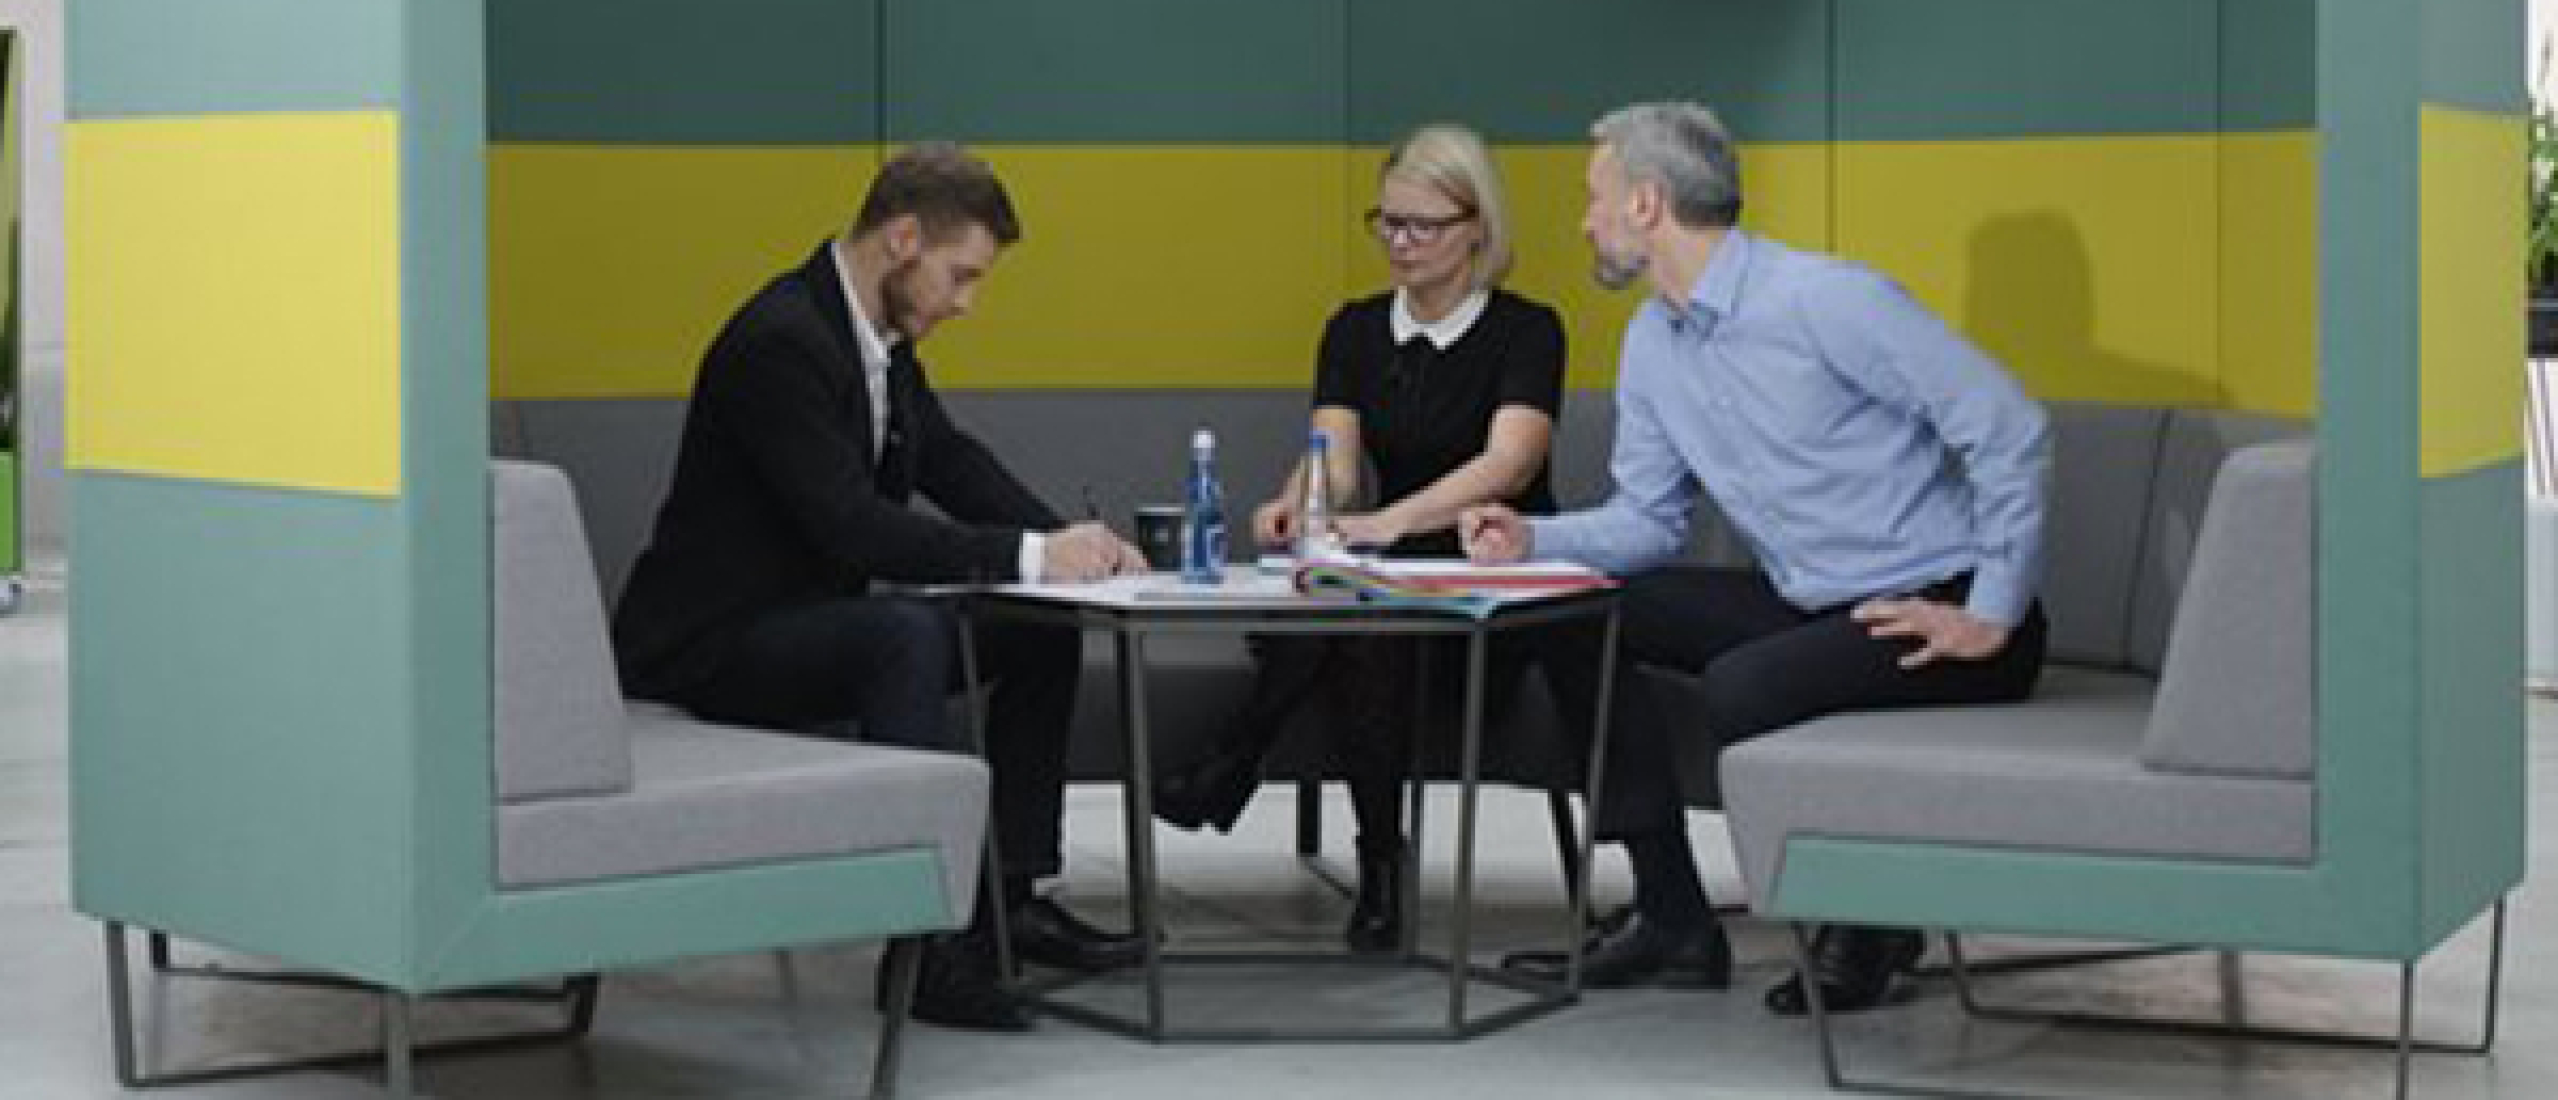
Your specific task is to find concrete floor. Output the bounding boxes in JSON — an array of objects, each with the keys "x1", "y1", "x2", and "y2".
[{"x1": 0, "y1": 565, "x2": 2544, "y2": 1099}]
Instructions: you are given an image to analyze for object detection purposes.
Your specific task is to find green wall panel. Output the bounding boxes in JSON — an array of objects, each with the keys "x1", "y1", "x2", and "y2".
[
  {"x1": 2417, "y1": 461, "x2": 2527, "y2": 942},
  {"x1": 883, "y1": 0, "x2": 1345, "y2": 142},
  {"x1": 1349, "y1": 0, "x2": 1832, "y2": 144},
  {"x1": 71, "y1": 0, "x2": 402, "y2": 120},
  {"x1": 2422, "y1": 0, "x2": 2526, "y2": 114},
  {"x1": 2222, "y1": 0, "x2": 2317, "y2": 131},
  {"x1": 487, "y1": 0, "x2": 879, "y2": 143},
  {"x1": 70, "y1": 474, "x2": 419, "y2": 985},
  {"x1": 1835, "y1": 0, "x2": 2219, "y2": 140}
]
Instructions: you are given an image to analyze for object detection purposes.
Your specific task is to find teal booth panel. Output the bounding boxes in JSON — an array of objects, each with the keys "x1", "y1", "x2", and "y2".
[
  {"x1": 2415, "y1": 460, "x2": 2527, "y2": 946},
  {"x1": 1759, "y1": 839, "x2": 2420, "y2": 961},
  {"x1": 70, "y1": 0, "x2": 402, "y2": 120},
  {"x1": 400, "y1": 0, "x2": 500, "y2": 979},
  {"x1": 70, "y1": 473, "x2": 423, "y2": 986},
  {"x1": 421, "y1": 848, "x2": 960, "y2": 992}
]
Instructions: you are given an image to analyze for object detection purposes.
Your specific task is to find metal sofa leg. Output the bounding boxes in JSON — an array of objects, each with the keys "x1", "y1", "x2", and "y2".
[
  {"x1": 102, "y1": 921, "x2": 602, "y2": 1093},
  {"x1": 1941, "y1": 899, "x2": 2503, "y2": 1057},
  {"x1": 871, "y1": 936, "x2": 925, "y2": 1100},
  {"x1": 383, "y1": 992, "x2": 414, "y2": 1099}
]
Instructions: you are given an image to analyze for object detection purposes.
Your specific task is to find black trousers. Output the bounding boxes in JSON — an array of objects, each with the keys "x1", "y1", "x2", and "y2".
[
  {"x1": 1545, "y1": 566, "x2": 2048, "y2": 840},
  {"x1": 671, "y1": 595, "x2": 1082, "y2": 881},
  {"x1": 1227, "y1": 633, "x2": 1538, "y2": 856}
]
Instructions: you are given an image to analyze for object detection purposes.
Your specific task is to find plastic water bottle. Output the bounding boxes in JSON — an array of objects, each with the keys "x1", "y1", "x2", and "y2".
[
  {"x1": 1180, "y1": 428, "x2": 1227, "y2": 584},
  {"x1": 1295, "y1": 429, "x2": 1343, "y2": 561}
]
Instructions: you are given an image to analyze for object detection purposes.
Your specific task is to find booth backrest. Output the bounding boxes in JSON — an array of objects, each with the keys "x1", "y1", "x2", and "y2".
[
  {"x1": 2140, "y1": 440, "x2": 2318, "y2": 779},
  {"x1": 494, "y1": 395, "x2": 2306, "y2": 687},
  {"x1": 490, "y1": 460, "x2": 635, "y2": 802}
]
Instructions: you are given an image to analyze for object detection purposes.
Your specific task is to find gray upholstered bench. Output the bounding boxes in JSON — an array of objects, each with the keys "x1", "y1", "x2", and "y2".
[{"x1": 1720, "y1": 439, "x2": 2317, "y2": 894}]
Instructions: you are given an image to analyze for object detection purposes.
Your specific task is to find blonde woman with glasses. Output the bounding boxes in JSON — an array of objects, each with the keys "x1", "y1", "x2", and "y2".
[{"x1": 1154, "y1": 124, "x2": 1567, "y2": 953}]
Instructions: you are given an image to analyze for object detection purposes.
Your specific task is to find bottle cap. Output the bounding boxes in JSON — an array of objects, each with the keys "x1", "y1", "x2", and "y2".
[{"x1": 1192, "y1": 428, "x2": 1215, "y2": 451}]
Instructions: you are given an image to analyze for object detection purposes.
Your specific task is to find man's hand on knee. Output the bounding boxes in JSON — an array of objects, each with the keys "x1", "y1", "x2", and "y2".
[{"x1": 1851, "y1": 598, "x2": 2009, "y2": 669}]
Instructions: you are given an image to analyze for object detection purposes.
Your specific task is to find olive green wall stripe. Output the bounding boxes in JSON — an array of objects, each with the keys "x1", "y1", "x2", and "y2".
[
  {"x1": 2423, "y1": 0, "x2": 2526, "y2": 114},
  {"x1": 403, "y1": 0, "x2": 494, "y2": 985},
  {"x1": 2220, "y1": 0, "x2": 2317, "y2": 132},
  {"x1": 1347, "y1": 0, "x2": 1833, "y2": 144},
  {"x1": 487, "y1": 0, "x2": 879, "y2": 144},
  {"x1": 70, "y1": 0, "x2": 402, "y2": 121},
  {"x1": 2416, "y1": 460, "x2": 2526, "y2": 943},
  {"x1": 70, "y1": 473, "x2": 418, "y2": 985},
  {"x1": 1832, "y1": 0, "x2": 2219, "y2": 141},
  {"x1": 882, "y1": 0, "x2": 1345, "y2": 143}
]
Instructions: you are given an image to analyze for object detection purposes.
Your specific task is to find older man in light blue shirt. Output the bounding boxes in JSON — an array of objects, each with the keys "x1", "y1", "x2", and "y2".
[{"x1": 1469, "y1": 102, "x2": 2050, "y2": 1014}]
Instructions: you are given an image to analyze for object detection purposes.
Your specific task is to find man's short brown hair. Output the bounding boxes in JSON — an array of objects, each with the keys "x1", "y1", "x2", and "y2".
[{"x1": 852, "y1": 141, "x2": 1022, "y2": 245}]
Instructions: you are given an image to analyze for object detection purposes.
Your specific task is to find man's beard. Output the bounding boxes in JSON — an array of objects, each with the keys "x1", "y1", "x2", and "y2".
[
  {"x1": 878, "y1": 256, "x2": 921, "y2": 341},
  {"x1": 1591, "y1": 241, "x2": 1645, "y2": 291}
]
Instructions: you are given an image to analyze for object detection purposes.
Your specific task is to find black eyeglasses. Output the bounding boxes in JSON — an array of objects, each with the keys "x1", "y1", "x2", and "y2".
[{"x1": 1364, "y1": 207, "x2": 1475, "y2": 246}]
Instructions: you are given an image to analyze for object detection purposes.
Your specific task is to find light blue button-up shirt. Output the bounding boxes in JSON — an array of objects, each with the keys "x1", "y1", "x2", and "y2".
[{"x1": 1531, "y1": 231, "x2": 2049, "y2": 627}]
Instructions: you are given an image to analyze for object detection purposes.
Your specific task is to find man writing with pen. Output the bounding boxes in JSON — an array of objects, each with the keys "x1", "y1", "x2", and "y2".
[{"x1": 613, "y1": 143, "x2": 1151, "y2": 1033}]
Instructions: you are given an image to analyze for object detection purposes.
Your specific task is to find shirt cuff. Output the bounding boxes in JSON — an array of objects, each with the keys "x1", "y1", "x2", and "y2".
[
  {"x1": 1016, "y1": 531, "x2": 1046, "y2": 583},
  {"x1": 1962, "y1": 563, "x2": 2030, "y2": 629}
]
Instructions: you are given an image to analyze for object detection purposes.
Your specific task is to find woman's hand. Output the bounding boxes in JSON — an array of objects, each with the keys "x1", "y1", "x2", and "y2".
[
  {"x1": 1332, "y1": 510, "x2": 1407, "y2": 550},
  {"x1": 1252, "y1": 498, "x2": 1297, "y2": 548}
]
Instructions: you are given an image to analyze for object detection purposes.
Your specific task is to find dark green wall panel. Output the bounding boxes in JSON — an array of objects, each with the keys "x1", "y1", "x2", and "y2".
[
  {"x1": 489, "y1": 0, "x2": 878, "y2": 143},
  {"x1": 2422, "y1": 0, "x2": 2526, "y2": 114},
  {"x1": 883, "y1": 0, "x2": 1345, "y2": 142},
  {"x1": 1836, "y1": 0, "x2": 2219, "y2": 140},
  {"x1": 2221, "y1": 0, "x2": 2316, "y2": 131},
  {"x1": 1350, "y1": 0, "x2": 1832, "y2": 144},
  {"x1": 72, "y1": 0, "x2": 402, "y2": 120}
]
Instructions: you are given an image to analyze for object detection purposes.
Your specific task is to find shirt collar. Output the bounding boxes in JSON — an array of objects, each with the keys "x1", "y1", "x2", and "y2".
[
  {"x1": 1389, "y1": 286, "x2": 1490, "y2": 350},
  {"x1": 830, "y1": 237, "x2": 903, "y2": 369},
  {"x1": 1671, "y1": 229, "x2": 1753, "y2": 336}
]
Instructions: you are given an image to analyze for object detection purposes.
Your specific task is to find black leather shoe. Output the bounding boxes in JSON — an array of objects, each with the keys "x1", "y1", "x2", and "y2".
[
  {"x1": 882, "y1": 936, "x2": 1031, "y2": 1033},
  {"x1": 1344, "y1": 849, "x2": 1404, "y2": 954},
  {"x1": 1765, "y1": 925, "x2": 1926, "y2": 1016},
  {"x1": 1153, "y1": 749, "x2": 1260, "y2": 833},
  {"x1": 1008, "y1": 897, "x2": 1146, "y2": 972},
  {"x1": 1501, "y1": 909, "x2": 1731, "y2": 989}
]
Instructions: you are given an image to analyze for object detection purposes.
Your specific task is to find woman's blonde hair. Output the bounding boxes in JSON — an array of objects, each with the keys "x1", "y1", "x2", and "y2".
[{"x1": 1382, "y1": 123, "x2": 1512, "y2": 290}]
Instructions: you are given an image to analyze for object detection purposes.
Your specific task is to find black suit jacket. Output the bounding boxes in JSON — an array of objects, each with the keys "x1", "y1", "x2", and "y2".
[{"x1": 612, "y1": 243, "x2": 1060, "y2": 699}]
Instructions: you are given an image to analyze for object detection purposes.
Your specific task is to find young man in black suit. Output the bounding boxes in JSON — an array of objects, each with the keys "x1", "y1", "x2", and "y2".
[{"x1": 613, "y1": 143, "x2": 1149, "y2": 1031}]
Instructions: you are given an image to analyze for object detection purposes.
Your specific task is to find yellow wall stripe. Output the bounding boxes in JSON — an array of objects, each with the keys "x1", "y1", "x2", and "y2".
[
  {"x1": 2418, "y1": 104, "x2": 2525, "y2": 478},
  {"x1": 490, "y1": 143, "x2": 881, "y2": 400},
  {"x1": 1833, "y1": 134, "x2": 2227, "y2": 407},
  {"x1": 489, "y1": 142, "x2": 1834, "y2": 398},
  {"x1": 70, "y1": 112, "x2": 403, "y2": 496},
  {"x1": 490, "y1": 137, "x2": 2315, "y2": 420},
  {"x1": 2219, "y1": 131, "x2": 2319, "y2": 419}
]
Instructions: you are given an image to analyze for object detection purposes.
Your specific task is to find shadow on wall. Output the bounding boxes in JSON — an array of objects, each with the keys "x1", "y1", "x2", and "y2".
[{"x1": 1964, "y1": 210, "x2": 2223, "y2": 407}]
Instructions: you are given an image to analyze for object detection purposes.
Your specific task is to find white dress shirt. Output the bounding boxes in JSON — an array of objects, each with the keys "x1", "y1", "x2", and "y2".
[{"x1": 832, "y1": 239, "x2": 1048, "y2": 582}]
